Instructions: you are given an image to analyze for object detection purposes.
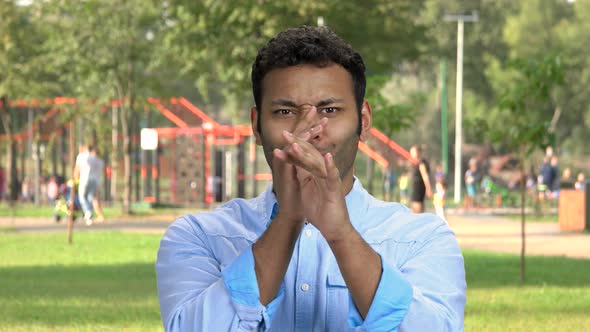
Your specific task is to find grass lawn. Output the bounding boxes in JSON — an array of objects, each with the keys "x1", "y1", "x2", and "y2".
[
  {"x1": 1, "y1": 232, "x2": 589, "y2": 331},
  {"x1": 0, "y1": 232, "x2": 162, "y2": 332}
]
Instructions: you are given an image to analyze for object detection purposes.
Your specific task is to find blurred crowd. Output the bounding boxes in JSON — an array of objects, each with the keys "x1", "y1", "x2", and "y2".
[{"x1": 383, "y1": 145, "x2": 588, "y2": 218}]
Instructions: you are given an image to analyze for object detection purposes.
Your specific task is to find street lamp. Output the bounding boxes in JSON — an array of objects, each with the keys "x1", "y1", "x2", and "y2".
[{"x1": 444, "y1": 11, "x2": 478, "y2": 204}]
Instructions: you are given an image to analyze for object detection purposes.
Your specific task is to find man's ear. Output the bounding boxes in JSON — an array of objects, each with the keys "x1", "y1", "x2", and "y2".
[
  {"x1": 250, "y1": 106, "x2": 262, "y2": 145},
  {"x1": 359, "y1": 100, "x2": 372, "y2": 142}
]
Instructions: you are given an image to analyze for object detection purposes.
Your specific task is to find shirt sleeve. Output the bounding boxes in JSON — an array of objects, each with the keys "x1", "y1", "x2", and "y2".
[
  {"x1": 222, "y1": 245, "x2": 285, "y2": 329},
  {"x1": 348, "y1": 216, "x2": 466, "y2": 332},
  {"x1": 397, "y1": 225, "x2": 466, "y2": 331},
  {"x1": 347, "y1": 254, "x2": 413, "y2": 331},
  {"x1": 156, "y1": 215, "x2": 283, "y2": 332}
]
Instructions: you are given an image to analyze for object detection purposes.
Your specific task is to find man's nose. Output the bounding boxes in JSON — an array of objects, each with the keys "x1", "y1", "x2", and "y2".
[{"x1": 295, "y1": 105, "x2": 323, "y2": 137}]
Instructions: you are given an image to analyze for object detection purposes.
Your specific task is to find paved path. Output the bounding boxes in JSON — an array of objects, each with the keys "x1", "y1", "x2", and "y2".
[
  {"x1": 0, "y1": 217, "x2": 172, "y2": 234},
  {"x1": 2, "y1": 214, "x2": 589, "y2": 259},
  {"x1": 447, "y1": 213, "x2": 590, "y2": 259}
]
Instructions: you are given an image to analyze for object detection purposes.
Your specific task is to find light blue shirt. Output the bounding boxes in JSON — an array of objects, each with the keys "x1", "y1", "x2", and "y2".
[{"x1": 156, "y1": 179, "x2": 466, "y2": 331}]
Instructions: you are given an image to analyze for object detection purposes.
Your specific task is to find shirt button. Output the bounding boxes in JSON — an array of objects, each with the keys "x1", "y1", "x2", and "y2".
[
  {"x1": 301, "y1": 283, "x2": 310, "y2": 292},
  {"x1": 305, "y1": 229, "x2": 312, "y2": 237}
]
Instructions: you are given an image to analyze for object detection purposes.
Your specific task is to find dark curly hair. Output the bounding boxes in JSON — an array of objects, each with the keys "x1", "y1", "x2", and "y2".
[{"x1": 251, "y1": 25, "x2": 366, "y2": 134}]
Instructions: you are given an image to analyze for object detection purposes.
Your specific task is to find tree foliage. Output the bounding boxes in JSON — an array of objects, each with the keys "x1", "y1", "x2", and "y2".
[
  {"x1": 3, "y1": 0, "x2": 590, "y2": 208},
  {"x1": 160, "y1": 0, "x2": 431, "y2": 122},
  {"x1": 367, "y1": 74, "x2": 420, "y2": 139}
]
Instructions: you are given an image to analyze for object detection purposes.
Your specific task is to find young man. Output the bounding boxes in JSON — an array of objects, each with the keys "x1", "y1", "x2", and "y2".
[{"x1": 156, "y1": 26, "x2": 466, "y2": 331}]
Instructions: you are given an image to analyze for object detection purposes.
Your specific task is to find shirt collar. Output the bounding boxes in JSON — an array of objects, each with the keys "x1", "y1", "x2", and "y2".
[{"x1": 345, "y1": 177, "x2": 370, "y2": 230}]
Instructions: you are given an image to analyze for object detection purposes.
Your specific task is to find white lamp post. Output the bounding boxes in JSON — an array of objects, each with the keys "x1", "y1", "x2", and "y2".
[{"x1": 444, "y1": 11, "x2": 478, "y2": 203}]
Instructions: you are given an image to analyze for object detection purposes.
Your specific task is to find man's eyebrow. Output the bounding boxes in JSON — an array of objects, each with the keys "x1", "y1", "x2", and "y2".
[
  {"x1": 316, "y1": 98, "x2": 344, "y2": 107},
  {"x1": 271, "y1": 99, "x2": 298, "y2": 107},
  {"x1": 270, "y1": 98, "x2": 345, "y2": 108}
]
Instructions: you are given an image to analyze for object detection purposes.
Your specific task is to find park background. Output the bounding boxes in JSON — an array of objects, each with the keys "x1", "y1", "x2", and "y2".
[{"x1": 1, "y1": 0, "x2": 590, "y2": 331}]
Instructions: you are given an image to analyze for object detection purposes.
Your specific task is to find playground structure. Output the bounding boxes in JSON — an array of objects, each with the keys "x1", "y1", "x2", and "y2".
[{"x1": 0, "y1": 97, "x2": 415, "y2": 207}]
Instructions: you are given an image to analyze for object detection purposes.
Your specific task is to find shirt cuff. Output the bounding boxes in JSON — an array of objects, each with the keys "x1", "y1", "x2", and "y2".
[
  {"x1": 348, "y1": 255, "x2": 413, "y2": 331},
  {"x1": 222, "y1": 245, "x2": 285, "y2": 329}
]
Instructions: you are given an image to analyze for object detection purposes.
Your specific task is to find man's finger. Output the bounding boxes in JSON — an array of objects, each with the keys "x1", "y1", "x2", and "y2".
[
  {"x1": 292, "y1": 106, "x2": 318, "y2": 137},
  {"x1": 324, "y1": 152, "x2": 341, "y2": 193},
  {"x1": 283, "y1": 142, "x2": 328, "y2": 178}
]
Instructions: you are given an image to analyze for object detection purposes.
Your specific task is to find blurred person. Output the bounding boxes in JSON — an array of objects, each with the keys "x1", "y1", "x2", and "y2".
[
  {"x1": 538, "y1": 156, "x2": 558, "y2": 200},
  {"x1": 156, "y1": 26, "x2": 465, "y2": 331},
  {"x1": 21, "y1": 176, "x2": 33, "y2": 203},
  {"x1": 464, "y1": 158, "x2": 479, "y2": 209},
  {"x1": 47, "y1": 175, "x2": 59, "y2": 205},
  {"x1": 575, "y1": 172, "x2": 586, "y2": 191},
  {"x1": 433, "y1": 178, "x2": 448, "y2": 223},
  {"x1": 560, "y1": 167, "x2": 574, "y2": 189},
  {"x1": 562, "y1": 167, "x2": 572, "y2": 181},
  {"x1": 409, "y1": 145, "x2": 432, "y2": 213},
  {"x1": 76, "y1": 145, "x2": 103, "y2": 225},
  {"x1": 545, "y1": 146, "x2": 554, "y2": 157},
  {"x1": 398, "y1": 169, "x2": 410, "y2": 205},
  {"x1": 74, "y1": 145, "x2": 91, "y2": 223},
  {"x1": 383, "y1": 165, "x2": 397, "y2": 201},
  {"x1": 73, "y1": 144, "x2": 89, "y2": 180},
  {"x1": 549, "y1": 155, "x2": 560, "y2": 198},
  {"x1": 90, "y1": 149, "x2": 105, "y2": 223},
  {"x1": 434, "y1": 164, "x2": 445, "y2": 184}
]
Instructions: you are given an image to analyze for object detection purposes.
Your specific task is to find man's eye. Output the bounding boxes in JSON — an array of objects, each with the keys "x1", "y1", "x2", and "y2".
[
  {"x1": 274, "y1": 109, "x2": 295, "y2": 115},
  {"x1": 320, "y1": 107, "x2": 339, "y2": 114}
]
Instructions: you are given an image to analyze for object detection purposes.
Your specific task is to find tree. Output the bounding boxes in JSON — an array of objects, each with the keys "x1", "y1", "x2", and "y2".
[
  {"x1": 38, "y1": 0, "x2": 162, "y2": 214},
  {"x1": 365, "y1": 74, "x2": 420, "y2": 194},
  {"x1": 368, "y1": 75, "x2": 419, "y2": 139},
  {"x1": 487, "y1": 55, "x2": 564, "y2": 282},
  {"x1": 0, "y1": 1, "x2": 50, "y2": 203}
]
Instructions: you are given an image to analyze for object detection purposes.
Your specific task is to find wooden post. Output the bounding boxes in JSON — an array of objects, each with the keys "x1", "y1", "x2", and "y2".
[
  {"x1": 519, "y1": 144, "x2": 526, "y2": 282},
  {"x1": 67, "y1": 186, "x2": 75, "y2": 244}
]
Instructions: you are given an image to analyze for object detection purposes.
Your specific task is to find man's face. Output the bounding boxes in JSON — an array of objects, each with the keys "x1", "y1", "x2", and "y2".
[{"x1": 251, "y1": 64, "x2": 371, "y2": 184}]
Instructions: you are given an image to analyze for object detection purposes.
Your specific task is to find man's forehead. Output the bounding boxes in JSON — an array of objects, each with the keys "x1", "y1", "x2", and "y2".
[{"x1": 260, "y1": 64, "x2": 354, "y2": 106}]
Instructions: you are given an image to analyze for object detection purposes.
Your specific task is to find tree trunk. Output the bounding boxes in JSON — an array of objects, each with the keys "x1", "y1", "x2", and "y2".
[
  {"x1": 6, "y1": 140, "x2": 18, "y2": 203},
  {"x1": 67, "y1": 122, "x2": 76, "y2": 244},
  {"x1": 110, "y1": 105, "x2": 119, "y2": 203},
  {"x1": 120, "y1": 103, "x2": 131, "y2": 215},
  {"x1": 520, "y1": 144, "x2": 526, "y2": 283},
  {"x1": 1, "y1": 101, "x2": 19, "y2": 204}
]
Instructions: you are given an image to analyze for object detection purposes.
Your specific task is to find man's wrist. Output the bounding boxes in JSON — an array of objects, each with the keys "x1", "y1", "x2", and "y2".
[
  {"x1": 275, "y1": 211, "x2": 306, "y2": 228},
  {"x1": 323, "y1": 220, "x2": 358, "y2": 247}
]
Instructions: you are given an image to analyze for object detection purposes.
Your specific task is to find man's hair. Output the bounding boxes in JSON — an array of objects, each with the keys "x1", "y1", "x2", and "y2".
[{"x1": 251, "y1": 26, "x2": 366, "y2": 133}]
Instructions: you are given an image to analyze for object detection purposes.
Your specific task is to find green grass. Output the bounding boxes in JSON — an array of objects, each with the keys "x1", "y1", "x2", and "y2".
[
  {"x1": 0, "y1": 204, "x2": 62, "y2": 217},
  {"x1": 464, "y1": 250, "x2": 590, "y2": 331},
  {"x1": 0, "y1": 232, "x2": 162, "y2": 332},
  {"x1": 1, "y1": 233, "x2": 589, "y2": 331}
]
